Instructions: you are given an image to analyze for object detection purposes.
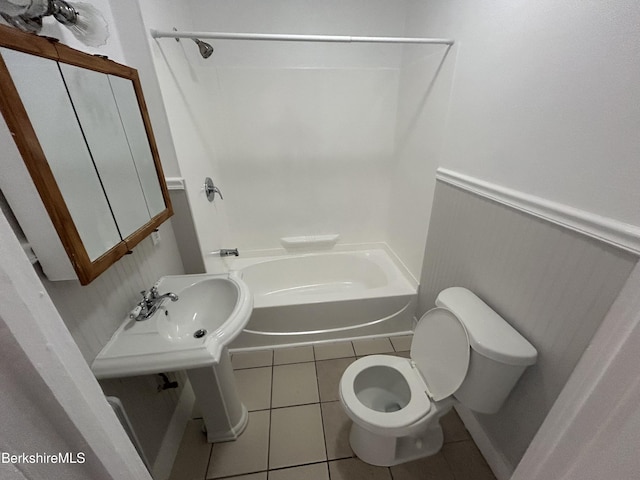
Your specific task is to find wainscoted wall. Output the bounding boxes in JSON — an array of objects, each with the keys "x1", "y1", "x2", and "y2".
[
  {"x1": 41, "y1": 223, "x2": 183, "y2": 361},
  {"x1": 39, "y1": 221, "x2": 187, "y2": 476},
  {"x1": 419, "y1": 179, "x2": 638, "y2": 476}
]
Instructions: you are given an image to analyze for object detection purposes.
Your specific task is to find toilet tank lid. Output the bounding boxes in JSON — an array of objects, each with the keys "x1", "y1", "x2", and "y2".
[{"x1": 436, "y1": 287, "x2": 537, "y2": 366}]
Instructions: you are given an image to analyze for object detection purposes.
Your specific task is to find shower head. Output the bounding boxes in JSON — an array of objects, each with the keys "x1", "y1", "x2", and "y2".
[
  {"x1": 170, "y1": 28, "x2": 213, "y2": 58},
  {"x1": 192, "y1": 38, "x2": 214, "y2": 58}
]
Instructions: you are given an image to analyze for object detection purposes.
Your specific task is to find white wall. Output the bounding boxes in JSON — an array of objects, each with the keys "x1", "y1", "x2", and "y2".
[{"x1": 406, "y1": 0, "x2": 640, "y2": 228}]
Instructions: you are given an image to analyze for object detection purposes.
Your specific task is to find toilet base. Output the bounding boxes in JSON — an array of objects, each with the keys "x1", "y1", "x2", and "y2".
[{"x1": 349, "y1": 421, "x2": 444, "y2": 467}]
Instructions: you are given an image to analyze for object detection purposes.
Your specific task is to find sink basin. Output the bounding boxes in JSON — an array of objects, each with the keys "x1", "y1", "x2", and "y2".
[
  {"x1": 91, "y1": 273, "x2": 253, "y2": 379},
  {"x1": 157, "y1": 277, "x2": 240, "y2": 343}
]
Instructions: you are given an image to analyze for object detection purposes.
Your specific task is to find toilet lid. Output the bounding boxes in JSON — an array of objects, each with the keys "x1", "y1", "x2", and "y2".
[{"x1": 411, "y1": 307, "x2": 470, "y2": 401}]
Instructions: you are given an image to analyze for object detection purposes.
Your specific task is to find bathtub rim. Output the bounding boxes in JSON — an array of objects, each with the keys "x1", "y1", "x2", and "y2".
[
  {"x1": 206, "y1": 242, "x2": 419, "y2": 287},
  {"x1": 222, "y1": 243, "x2": 419, "y2": 351},
  {"x1": 230, "y1": 246, "x2": 418, "y2": 308}
]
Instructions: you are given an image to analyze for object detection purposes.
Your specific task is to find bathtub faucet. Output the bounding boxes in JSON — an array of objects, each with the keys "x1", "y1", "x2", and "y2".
[{"x1": 212, "y1": 248, "x2": 239, "y2": 257}]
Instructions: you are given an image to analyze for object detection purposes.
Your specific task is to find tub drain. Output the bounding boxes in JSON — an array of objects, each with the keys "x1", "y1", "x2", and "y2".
[{"x1": 193, "y1": 329, "x2": 207, "y2": 339}]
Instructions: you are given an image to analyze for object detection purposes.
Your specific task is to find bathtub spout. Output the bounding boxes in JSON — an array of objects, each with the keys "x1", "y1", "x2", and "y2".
[{"x1": 210, "y1": 248, "x2": 239, "y2": 257}]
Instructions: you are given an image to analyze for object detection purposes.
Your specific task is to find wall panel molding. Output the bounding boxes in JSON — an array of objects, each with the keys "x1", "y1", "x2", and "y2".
[
  {"x1": 419, "y1": 181, "x2": 637, "y2": 475},
  {"x1": 436, "y1": 168, "x2": 640, "y2": 254}
]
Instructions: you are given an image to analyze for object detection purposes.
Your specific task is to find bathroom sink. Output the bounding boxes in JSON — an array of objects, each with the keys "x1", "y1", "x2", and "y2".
[
  {"x1": 157, "y1": 277, "x2": 240, "y2": 343},
  {"x1": 91, "y1": 273, "x2": 253, "y2": 379}
]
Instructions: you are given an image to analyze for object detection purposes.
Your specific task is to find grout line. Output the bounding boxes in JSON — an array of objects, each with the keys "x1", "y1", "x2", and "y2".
[
  {"x1": 267, "y1": 459, "x2": 330, "y2": 473},
  {"x1": 211, "y1": 467, "x2": 268, "y2": 479},
  {"x1": 273, "y1": 359, "x2": 317, "y2": 367},
  {"x1": 314, "y1": 356, "x2": 355, "y2": 362},
  {"x1": 270, "y1": 400, "x2": 321, "y2": 411},
  {"x1": 315, "y1": 356, "x2": 356, "y2": 365},
  {"x1": 203, "y1": 440, "x2": 213, "y2": 480},
  {"x1": 266, "y1": 354, "x2": 275, "y2": 473},
  {"x1": 316, "y1": 357, "x2": 332, "y2": 480},
  {"x1": 349, "y1": 340, "x2": 357, "y2": 358},
  {"x1": 444, "y1": 437, "x2": 474, "y2": 445},
  {"x1": 233, "y1": 364, "x2": 274, "y2": 371},
  {"x1": 314, "y1": 358, "x2": 330, "y2": 466},
  {"x1": 328, "y1": 454, "x2": 354, "y2": 461},
  {"x1": 230, "y1": 349, "x2": 274, "y2": 371}
]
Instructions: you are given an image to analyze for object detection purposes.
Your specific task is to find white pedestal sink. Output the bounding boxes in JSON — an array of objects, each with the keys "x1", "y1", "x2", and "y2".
[
  {"x1": 91, "y1": 273, "x2": 253, "y2": 442},
  {"x1": 188, "y1": 351, "x2": 248, "y2": 442}
]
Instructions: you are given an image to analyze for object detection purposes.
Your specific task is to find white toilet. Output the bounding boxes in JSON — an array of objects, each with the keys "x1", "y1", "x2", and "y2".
[{"x1": 339, "y1": 287, "x2": 537, "y2": 467}]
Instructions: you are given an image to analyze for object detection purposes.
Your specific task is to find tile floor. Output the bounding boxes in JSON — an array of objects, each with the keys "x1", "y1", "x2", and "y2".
[{"x1": 168, "y1": 336, "x2": 496, "y2": 480}]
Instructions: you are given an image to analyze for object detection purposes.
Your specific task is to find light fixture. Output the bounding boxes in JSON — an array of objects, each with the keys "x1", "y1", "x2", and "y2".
[{"x1": 0, "y1": 0, "x2": 109, "y2": 47}]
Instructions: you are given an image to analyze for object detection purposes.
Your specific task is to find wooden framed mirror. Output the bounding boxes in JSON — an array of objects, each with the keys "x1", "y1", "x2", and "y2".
[{"x1": 0, "y1": 25, "x2": 172, "y2": 285}]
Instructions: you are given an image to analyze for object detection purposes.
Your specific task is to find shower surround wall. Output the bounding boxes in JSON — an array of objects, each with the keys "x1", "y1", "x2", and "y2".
[
  {"x1": 385, "y1": 44, "x2": 455, "y2": 279},
  {"x1": 140, "y1": 0, "x2": 446, "y2": 276}
]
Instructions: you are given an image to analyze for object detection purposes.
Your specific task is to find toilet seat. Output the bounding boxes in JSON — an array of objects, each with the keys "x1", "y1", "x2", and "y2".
[
  {"x1": 339, "y1": 308, "x2": 470, "y2": 436},
  {"x1": 411, "y1": 308, "x2": 470, "y2": 401},
  {"x1": 340, "y1": 355, "x2": 432, "y2": 435}
]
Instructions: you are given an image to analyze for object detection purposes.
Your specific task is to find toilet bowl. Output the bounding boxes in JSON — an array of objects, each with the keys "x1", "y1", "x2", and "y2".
[{"x1": 339, "y1": 287, "x2": 537, "y2": 467}]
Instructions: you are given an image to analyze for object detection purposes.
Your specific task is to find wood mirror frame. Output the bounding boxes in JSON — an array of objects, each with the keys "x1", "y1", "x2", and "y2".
[{"x1": 0, "y1": 25, "x2": 173, "y2": 285}]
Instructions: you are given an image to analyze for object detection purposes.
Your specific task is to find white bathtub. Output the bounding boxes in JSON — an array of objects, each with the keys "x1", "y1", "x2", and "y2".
[{"x1": 227, "y1": 248, "x2": 417, "y2": 350}]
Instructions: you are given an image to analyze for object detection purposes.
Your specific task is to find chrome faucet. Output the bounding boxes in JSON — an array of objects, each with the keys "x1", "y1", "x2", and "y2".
[
  {"x1": 130, "y1": 286, "x2": 179, "y2": 321},
  {"x1": 215, "y1": 248, "x2": 239, "y2": 257}
]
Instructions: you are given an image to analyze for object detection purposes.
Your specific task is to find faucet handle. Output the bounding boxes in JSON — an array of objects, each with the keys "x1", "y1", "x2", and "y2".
[
  {"x1": 141, "y1": 289, "x2": 155, "y2": 304},
  {"x1": 204, "y1": 177, "x2": 223, "y2": 201},
  {"x1": 129, "y1": 305, "x2": 143, "y2": 320}
]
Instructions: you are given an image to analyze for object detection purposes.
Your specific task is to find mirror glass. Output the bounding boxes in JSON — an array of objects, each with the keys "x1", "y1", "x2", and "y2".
[
  {"x1": 0, "y1": 47, "x2": 122, "y2": 260},
  {"x1": 108, "y1": 74, "x2": 167, "y2": 218},
  {"x1": 60, "y1": 63, "x2": 152, "y2": 238}
]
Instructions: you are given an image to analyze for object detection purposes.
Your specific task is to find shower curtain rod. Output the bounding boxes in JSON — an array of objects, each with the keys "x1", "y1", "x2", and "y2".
[{"x1": 150, "y1": 29, "x2": 454, "y2": 45}]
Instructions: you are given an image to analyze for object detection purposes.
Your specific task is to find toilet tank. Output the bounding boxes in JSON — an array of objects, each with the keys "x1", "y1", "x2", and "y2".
[{"x1": 436, "y1": 287, "x2": 537, "y2": 414}]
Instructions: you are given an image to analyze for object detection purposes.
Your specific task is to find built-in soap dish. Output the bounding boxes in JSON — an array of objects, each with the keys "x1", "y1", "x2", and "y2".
[{"x1": 280, "y1": 234, "x2": 339, "y2": 250}]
